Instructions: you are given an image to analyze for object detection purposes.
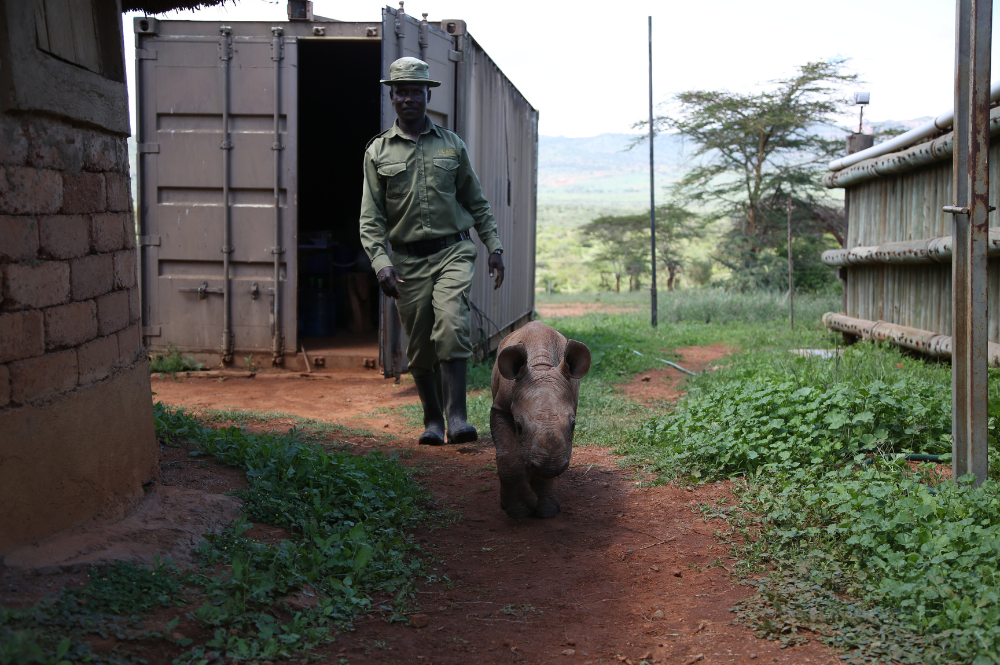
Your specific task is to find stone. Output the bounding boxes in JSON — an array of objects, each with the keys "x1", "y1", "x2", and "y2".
[
  {"x1": 113, "y1": 250, "x2": 137, "y2": 290},
  {"x1": 0, "y1": 166, "x2": 63, "y2": 215},
  {"x1": 0, "y1": 364, "x2": 10, "y2": 407},
  {"x1": 0, "y1": 216, "x2": 39, "y2": 261},
  {"x1": 652, "y1": 610, "x2": 664, "y2": 619},
  {"x1": 8, "y1": 349, "x2": 78, "y2": 403},
  {"x1": 44, "y1": 300, "x2": 98, "y2": 350},
  {"x1": 61, "y1": 172, "x2": 106, "y2": 214},
  {"x1": 39, "y1": 215, "x2": 90, "y2": 259},
  {"x1": 2, "y1": 261, "x2": 70, "y2": 309},
  {"x1": 410, "y1": 613, "x2": 429, "y2": 628},
  {"x1": 96, "y1": 290, "x2": 129, "y2": 336},
  {"x1": 105, "y1": 173, "x2": 131, "y2": 212},
  {"x1": 562, "y1": 649, "x2": 577, "y2": 656},
  {"x1": 69, "y1": 254, "x2": 113, "y2": 301},
  {"x1": 77, "y1": 334, "x2": 119, "y2": 384},
  {"x1": 91, "y1": 212, "x2": 126, "y2": 252},
  {"x1": 0, "y1": 310, "x2": 44, "y2": 363}
]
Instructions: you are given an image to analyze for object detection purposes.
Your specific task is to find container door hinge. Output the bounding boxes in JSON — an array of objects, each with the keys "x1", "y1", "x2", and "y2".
[
  {"x1": 271, "y1": 142, "x2": 285, "y2": 150},
  {"x1": 139, "y1": 235, "x2": 160, "y2": 246},
  {"x1": 219, "y1": 140, "x2": 234, "y2": 150},
  {"x1": 138, "y1": 143, "x2": 159, "y2": 154},
  {"x1": 448, "y1": 50, "x2": 464, "y2": 62},
  {"x1": 142, "y1": 326, "x2": 161, "y2": 337},
  {"x1": 136, "y1": 49, "x2": 157, "y2": 60},
  {"x1": 271, "y1": 247, "x2": 285, "y2": 255}
]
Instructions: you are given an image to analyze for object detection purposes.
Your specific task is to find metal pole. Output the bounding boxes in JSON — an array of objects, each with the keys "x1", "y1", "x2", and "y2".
[
  {"x1": 787, "y1": 197, "x2": 794, "y2": 330},
  {"x1": 648, "y1": 15, "x2": 657, "y2": 328},
  {"x1": 949, "y1": 0, "x2": 991, "y2": 485},
  {"x1": 271, "y1": 27, "x2": 285, "y2": 365},
  {"x1": 219, "y1": 26, "x2": 233, "y2": 364}
]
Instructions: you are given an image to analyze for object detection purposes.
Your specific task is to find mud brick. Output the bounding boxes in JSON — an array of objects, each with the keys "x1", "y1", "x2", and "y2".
[
  {"x1": 0, "y1": 216, "x2": 39, "y2": 261},
  {"x1": 0, "y1": 310, "x2": 43, "y2": 363},
  {"x1": 117, "y1": 322, "x2": 142, "y2": 363},
  {"x1": 44, "y1": 301, "x2": 97, "y2": 350},
  {"x1": 2, "y1": 261, "x2": 70, "y2": 309},
  {"x1": 77, "y1": 334, "x2": 119, "y2": 384},
  {"x1": 83, "y1": 133, "x2": 120, "y2": 173},
  {"x1": 122, "y1": 212, "x2": 136, "y2": 249},
  {"x1": 0, "y1": 363, "x2": 10, "y2": 407},
  {"x1": 38, "y1": 215, "x2": 89, "y2": 260},
  {"x1": 96, "y1": 290, "x2": 129, "y2": 336},
  {"x1": 92, "y1": 212, "x2": 125, "y2": 252},
  {"x1": 113, "y1": 250, "x2": 137, "y2": 290},
  {"x1": 0, "y1": 166, "x2": 63, "y2": 215},
  {"x1": 0, "y1": 117, "x2": 28, "y2": 167},
  {"x1": 9, "y1": 348, "x2": 78, "y2": 403},
  {"x1": 61, "y1": 172, "x2": 106, "y2": 215},
  {"x1": 127, "y1": 286, "x2": 140, "y2": 322},
  {"x1": 105, "y1": 173, "x2": 131, "y2": 212},
  {"x1": 27, "y1": 119, "x2": 82, "y2": 172},
  {"x1": 70, "y1": 254, "x2": 113, "y2": 301}
]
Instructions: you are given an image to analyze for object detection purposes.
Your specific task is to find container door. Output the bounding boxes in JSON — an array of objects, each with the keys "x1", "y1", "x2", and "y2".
[
  {"x1": 378, "y1": 6, "x2": 458, "y2": 378},
  {"x1": 135, "y1": 19, "x2": 297, "y2": 363}
]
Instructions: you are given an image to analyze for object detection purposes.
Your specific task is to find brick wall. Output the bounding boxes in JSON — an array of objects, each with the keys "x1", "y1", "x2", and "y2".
[{"x1": 0, "y1": 112, "x2": 142, "y2": 409}]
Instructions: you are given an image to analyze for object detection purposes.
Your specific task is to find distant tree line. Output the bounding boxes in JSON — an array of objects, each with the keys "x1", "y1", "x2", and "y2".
[{"x1": 582, "y1": 59, "x2": 861, "y2": 293}]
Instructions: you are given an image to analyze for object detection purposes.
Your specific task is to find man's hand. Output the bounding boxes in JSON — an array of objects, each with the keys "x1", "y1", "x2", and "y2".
[
  {"x1": 377, "y1": 266, "x2": 404, "y2": 299},
  {"x1": 488, "y1": 251, "x2": 505, "y2": 290}
]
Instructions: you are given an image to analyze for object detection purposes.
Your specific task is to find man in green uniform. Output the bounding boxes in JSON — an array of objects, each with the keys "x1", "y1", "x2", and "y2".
[{"x1": 360, "y1": 57, "x2": 505, "y2": 446}]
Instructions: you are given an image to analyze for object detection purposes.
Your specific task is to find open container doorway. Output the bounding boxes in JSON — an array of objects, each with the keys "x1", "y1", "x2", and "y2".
[{"x1": 296, "y1": 39, "x2": 381, "y2": 368}]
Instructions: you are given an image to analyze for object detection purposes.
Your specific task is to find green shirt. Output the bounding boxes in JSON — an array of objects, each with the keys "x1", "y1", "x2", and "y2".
[{"x1": 360, "y1": 118, "x2": 503, "y2": 274}]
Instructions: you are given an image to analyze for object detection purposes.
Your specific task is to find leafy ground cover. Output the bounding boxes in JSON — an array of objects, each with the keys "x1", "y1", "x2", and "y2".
[
  {"x1": 1, "y1": 405, "x2": 432, "y2": 664},
  {"x1": 604, "y1": 293, "x2": 1000, "y2": 664}
]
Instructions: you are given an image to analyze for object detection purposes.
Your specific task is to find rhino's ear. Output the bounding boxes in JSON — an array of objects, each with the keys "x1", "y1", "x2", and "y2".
[
  {"x1": 561, "y1": 340, "x2": 591, "y2": 379},
  {"x1": 497, "y1": 343, "x2": 528, "y2": 381}
]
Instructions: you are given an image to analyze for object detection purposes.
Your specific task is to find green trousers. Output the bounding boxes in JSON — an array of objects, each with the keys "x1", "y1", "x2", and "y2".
[{"x1": 392, "y1": 239, "x2": 477, "y2": 376}]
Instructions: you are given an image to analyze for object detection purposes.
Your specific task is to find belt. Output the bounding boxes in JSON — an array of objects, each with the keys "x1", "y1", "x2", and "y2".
[{"x1": 401, "y1": 231, "x2": 470, "y2": 258}]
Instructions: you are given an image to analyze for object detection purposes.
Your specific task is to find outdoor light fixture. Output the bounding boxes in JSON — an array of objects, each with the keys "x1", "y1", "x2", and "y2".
[{"x1": 854, "y1": 92, "x2": 871, "y2": 133}]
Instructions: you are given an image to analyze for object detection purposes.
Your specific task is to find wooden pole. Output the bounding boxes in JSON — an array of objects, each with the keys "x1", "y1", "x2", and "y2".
[
  {"x1": 787, "y1": 196, "x2": 794, "y2": 330},
  {"x1": 648, "y1": 16, "x2": 657, "y2": 328}
]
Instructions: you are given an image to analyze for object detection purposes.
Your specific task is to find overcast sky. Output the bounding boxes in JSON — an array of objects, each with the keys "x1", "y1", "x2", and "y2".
[{"x1": 123, "y1": 0, "x2": 994, "y2": 138}]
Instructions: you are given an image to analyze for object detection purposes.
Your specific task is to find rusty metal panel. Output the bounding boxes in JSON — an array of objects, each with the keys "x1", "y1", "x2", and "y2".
[
  {"x1": 462, "y1": 37, "x2": 538, "y2": 350},
  {"x1": 136, "y1": 20, "x2": 297, "y2": 359}
]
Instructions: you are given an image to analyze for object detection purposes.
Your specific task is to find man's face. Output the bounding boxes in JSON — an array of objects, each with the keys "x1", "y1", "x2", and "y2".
[{"x1": 390, "y1": 83, "x2": 430, "y2": 124}]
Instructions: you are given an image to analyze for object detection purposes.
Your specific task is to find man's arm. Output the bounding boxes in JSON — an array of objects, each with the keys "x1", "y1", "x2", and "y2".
[
  {"x1": 360, "y1": 149, "x2": 406, "y2": 298},
  {"x1": 359, "y1": 150, "x2": 393, "y2": 275},
  {"x1": 454, "y1": 142, "x2": 503, "y2": 256}
]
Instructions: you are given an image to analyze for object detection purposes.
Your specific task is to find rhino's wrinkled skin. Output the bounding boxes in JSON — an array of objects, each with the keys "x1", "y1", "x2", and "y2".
[{"x1": 490, "y1": 321, "x2": 591, "y2": 518}]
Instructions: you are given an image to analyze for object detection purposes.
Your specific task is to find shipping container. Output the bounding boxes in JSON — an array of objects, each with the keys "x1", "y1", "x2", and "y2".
[{"x1": 133, "y1": 6, "x2": 537, "y2": 376}]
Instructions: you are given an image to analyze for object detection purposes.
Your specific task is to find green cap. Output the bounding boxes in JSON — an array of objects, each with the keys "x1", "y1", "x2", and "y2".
[{"x1": 380, "y1": 57, "x2": 441, "y2": 88}]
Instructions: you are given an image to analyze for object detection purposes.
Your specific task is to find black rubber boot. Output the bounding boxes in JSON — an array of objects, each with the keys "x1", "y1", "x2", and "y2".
[
  {"x1": 442, "y1": 359, "x2": 478, "y2": 444},
  {"x1": 413, "y1": 371, "x2": 445, "y2": 446}
]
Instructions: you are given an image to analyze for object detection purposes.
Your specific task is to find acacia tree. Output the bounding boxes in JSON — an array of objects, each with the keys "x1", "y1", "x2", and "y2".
[
  {"x1": 634, "y1": 59, "x2": 857, "y2": 290},
  {"x1": 580, "y1": 214, "x2": 648, "y2": 293},
  {"x1": 580, "y1": 203, "x2": 703, "y2": 292}
]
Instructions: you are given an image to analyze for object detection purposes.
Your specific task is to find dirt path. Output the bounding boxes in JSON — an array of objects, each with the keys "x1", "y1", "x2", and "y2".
[{"x1": 145, "y1": 346, "x2": 838, "y2": 665}]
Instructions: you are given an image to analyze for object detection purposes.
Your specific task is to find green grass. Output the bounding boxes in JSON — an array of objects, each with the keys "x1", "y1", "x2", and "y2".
[
  {"x1": 1, "y1": 405, "x2": 433, "y2": 663},
  {"x1": 581, "y1": 295, "x2": 1000, "y2": 664},
  {"x1": 149, "y1": 344, "x2": 203, "y2": 374}
]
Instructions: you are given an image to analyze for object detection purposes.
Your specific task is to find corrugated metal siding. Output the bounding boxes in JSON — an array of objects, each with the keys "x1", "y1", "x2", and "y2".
[
  {"x1": 843, "y1": 140, "x2": 1000, "y2": 339},
  {"x1": 463, "y1": 37, "x2": 537, "y2": 350}
]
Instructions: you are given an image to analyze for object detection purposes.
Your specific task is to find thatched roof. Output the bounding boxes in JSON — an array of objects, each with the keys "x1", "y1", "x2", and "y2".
[{"x1": 122, "y1": 0, "x2": 231, "y2": 13}]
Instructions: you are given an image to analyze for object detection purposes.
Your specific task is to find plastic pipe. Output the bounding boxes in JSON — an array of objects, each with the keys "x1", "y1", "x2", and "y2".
[{"x1": 828, "y1": 80, "x2": 1000, "y2": 172}]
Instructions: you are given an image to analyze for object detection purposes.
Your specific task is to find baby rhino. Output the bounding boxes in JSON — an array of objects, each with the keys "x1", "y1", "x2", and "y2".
[{"x1": 491, "y1": 321, "x2": 591, "y2": 518}]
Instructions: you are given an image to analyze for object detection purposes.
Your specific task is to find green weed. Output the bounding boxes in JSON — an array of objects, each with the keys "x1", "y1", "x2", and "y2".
[{"x1": 149, "y1": 344, "x2": 203, "y2": 374}]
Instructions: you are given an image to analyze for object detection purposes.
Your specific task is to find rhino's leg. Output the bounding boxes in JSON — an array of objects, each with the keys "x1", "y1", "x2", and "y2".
[
  {"x1": 491, "y1": 408, "x2": 536, "y2": 518},
  {"x1": 528, "y1": 471, "x2": 561, "y2": 518}
]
